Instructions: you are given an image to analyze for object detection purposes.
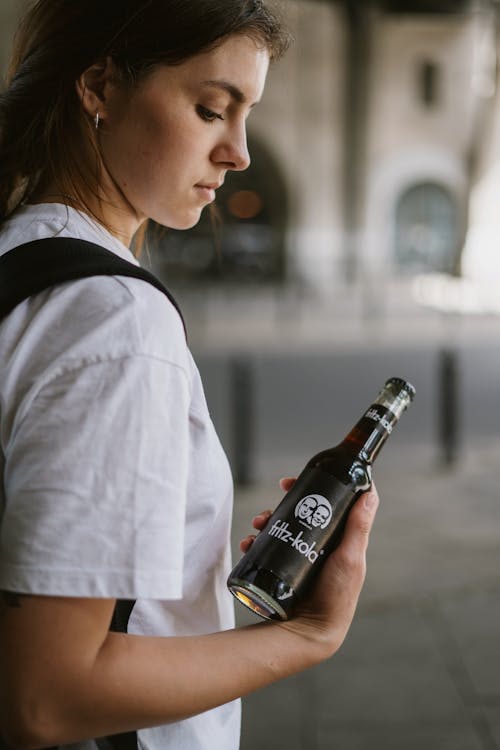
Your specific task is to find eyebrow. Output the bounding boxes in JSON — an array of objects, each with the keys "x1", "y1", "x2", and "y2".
[{"x1": 200, "y1": 80, "x2": 257, "y2": 107}]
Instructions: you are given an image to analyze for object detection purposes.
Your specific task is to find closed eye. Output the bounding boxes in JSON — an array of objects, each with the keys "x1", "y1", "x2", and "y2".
[{"x1": 196, "y1": 105, "x2": 225, "y2": 122}]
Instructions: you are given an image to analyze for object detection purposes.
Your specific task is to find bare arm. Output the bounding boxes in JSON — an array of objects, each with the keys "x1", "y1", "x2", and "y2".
[{"x1": 0, "y1": 486, "x2": 378, "y2": 750}]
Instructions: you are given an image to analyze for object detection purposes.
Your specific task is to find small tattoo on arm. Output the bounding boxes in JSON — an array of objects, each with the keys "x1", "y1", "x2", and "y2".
[{"x1": 0, "y1": 591, "x2": 27, "y2": 615}]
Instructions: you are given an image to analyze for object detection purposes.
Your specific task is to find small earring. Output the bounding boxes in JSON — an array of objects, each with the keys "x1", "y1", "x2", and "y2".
[{"x1": 94, "y1": 112, "x2": 100, "y2": 130}]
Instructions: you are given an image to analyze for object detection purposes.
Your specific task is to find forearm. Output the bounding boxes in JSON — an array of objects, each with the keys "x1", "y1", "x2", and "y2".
[
  {"x1": 2, "y1": 490, "x2": 378, "y2": 750},
  {"x1": 20, "y1": 623, "x2": 328, "y2": 748}
]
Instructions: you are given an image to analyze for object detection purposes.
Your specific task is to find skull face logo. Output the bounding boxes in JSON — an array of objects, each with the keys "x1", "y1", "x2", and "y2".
[{"x1": 295, "y1": 494, "x2": 333, "y2": 530}]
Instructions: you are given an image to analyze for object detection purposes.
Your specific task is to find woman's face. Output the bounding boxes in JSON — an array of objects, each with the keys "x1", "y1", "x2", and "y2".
[{"x1": 98, "y1": 34, "x2": 269, "y2": 238}]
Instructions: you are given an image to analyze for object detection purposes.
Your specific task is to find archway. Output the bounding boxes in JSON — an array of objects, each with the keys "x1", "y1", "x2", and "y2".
[{"x1": 394, "y1": 182, "x2": 458, "y2": 274}]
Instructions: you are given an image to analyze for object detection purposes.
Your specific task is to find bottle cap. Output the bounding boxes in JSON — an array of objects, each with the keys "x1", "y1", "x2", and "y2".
[{"x1": 385, "y1": 377, "x2": 416, "y2": 402}]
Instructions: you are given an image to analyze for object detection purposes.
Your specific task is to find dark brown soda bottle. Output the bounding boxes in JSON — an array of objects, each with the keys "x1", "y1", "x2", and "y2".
[{"x1": 227, "y1": 377, "x2": 415, "y2": 621}]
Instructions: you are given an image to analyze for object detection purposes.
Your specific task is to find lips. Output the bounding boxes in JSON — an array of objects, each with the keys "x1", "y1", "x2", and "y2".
[
  {"x1": 194, "y1": 181, "x2": 223, "y2": 203},
  {"x1": 195, "y1": 185, "x2": 216, "y2": 203},
  {"x1": 197, "y1": 180, "x2": 223, "y2": 189}
]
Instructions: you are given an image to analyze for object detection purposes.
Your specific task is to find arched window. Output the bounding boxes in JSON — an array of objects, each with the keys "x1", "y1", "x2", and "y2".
[
  {"x1": 394, "y1": 182, "x2": 458, "y2": 274},
  {"x1": 149, "y1": 136, "x2": 288, "y2": 283}
]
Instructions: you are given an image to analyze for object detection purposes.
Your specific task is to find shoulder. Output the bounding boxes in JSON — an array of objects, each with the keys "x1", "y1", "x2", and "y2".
[
  {"x1": 0, "y1": 205, "x2": 190, "y2": 379},
  {"x1": 89, "y1": 272, "x2": 188, "y2": 366},
  {"x1": 32, "y1": 271, "x2": 190, "y2": 383}
]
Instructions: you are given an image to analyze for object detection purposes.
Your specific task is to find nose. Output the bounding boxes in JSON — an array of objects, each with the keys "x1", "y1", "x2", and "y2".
[{"x1": 212, "y1": 123, "x2": 251, "y2": 172}]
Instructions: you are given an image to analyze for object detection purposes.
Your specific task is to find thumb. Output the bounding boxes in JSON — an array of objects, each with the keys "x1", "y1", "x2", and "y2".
[{"x1": 340, "y1": 485, "x2": 379, "y2": 560}]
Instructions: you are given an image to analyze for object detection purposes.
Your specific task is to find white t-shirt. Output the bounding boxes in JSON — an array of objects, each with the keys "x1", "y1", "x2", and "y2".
[{"x1": 0, "y1": 203, "x2": 241, "y2": 750}]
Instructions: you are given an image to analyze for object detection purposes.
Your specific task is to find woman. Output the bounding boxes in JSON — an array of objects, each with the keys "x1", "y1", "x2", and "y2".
[{"x1": 0, "y1": 2, "x2": 379, "y2": 749}]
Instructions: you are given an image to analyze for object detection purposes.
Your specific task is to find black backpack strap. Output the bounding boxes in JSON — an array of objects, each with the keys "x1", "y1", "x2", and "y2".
[
  {"x1": 0, "y1": 236, "x2": 186, "y2": 339},
  {"x1": 109, "y1": 599, "x2": 136, "y2": 634}
]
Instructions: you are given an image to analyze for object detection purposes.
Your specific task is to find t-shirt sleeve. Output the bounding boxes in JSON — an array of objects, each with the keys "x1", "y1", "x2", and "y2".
[{"x1": 0, "y1": 353, "x2": 191, "y2": 600}]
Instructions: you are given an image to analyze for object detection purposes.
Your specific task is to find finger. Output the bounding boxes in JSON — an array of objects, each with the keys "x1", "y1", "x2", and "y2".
[
  {"x1": 279, "y1": 476, "x2": 296, "y2": 492},
  {"x1": 252, "y1": 510, "x2": 272, "y2": 530},
  {"x1": 240, "y1": 534, "x2": 256, "y2": 553}
]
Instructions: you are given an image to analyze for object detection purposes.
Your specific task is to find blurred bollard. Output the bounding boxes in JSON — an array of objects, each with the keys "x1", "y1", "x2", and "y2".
[
  {"x1": 438, "y1": 348, "x2": 460, "y2": 466},
  {"x1": 230, "y1": 357, "x2": 254, "y2": 486}
]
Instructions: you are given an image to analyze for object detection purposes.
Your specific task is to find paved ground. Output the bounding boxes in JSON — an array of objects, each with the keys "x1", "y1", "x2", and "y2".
[{"x1": 230, "y1": 443, "x2": 500, "y2": 750}]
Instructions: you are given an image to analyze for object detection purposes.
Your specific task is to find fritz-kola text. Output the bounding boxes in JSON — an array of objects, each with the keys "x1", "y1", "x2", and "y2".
[
  {"x1": 267, "y1": 520, "x2": 325, "y2": 564},
  {"x1": 365, "y1": 407, "x2": 393, "y2": 433}
]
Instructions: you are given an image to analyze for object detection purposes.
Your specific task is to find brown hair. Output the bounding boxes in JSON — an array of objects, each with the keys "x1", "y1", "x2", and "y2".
[{"x1": 0, "y1": 0, "x2": 291, "y2": 248}]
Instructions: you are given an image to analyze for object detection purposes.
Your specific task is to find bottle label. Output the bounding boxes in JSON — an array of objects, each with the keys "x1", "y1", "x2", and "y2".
[
  {"x1": 351, "y1": 404, "x2": 398, "y2": 460},
  {"x1": 268, "y1": 520, "x2": 325, "y2": 563},
  {"x1": 364, "y1": 404, "x2": 396, "y2": 433},
  {"x1": 247, "y1": 467, "x2": 359, "y2": 591}
]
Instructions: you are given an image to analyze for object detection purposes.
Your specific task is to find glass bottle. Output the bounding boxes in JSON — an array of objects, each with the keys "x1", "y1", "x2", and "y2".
[{"x1": 227, "y1": 377, "x2": 416, "y2": 621}]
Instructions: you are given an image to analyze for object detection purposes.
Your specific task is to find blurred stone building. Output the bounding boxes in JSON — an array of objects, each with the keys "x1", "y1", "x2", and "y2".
[{"x1": 246, "y1": 0, "x2": 495, "y2": 293}]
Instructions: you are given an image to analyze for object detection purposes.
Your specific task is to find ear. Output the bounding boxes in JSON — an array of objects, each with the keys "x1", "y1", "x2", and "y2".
[{"x1": 76, "y1": 57, "x2": 116, "y2": 123}]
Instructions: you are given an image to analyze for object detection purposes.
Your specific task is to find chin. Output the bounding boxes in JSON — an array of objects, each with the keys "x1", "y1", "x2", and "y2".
[{"x1": 155, "y1": 210, "x2": 204, "y2": 232}]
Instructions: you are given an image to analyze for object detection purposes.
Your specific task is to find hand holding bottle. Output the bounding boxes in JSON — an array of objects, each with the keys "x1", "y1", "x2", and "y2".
[
  {"x1": 278, "y1": 484, "x2": 379, "y2": 657},
  {"x1": 240, "y1": 479, "x2": 379, "y2": 657}
]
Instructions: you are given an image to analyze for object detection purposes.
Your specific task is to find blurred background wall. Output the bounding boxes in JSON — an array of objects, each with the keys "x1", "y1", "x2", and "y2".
[{"x1": 0, "y1": 0, "x2": 19, "y2": 72}]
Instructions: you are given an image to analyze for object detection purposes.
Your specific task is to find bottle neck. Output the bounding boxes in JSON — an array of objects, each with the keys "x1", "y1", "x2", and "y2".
[{"x1": 342, "y1": 403, "x2": 400, "y2": 463}]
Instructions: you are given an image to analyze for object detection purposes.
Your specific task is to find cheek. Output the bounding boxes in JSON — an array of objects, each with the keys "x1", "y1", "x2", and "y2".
[
  {"x1": 101, "y1": 101, "x2": 207, "y2": 219},
  {"x1": 120, "y1": 119, "x2": 193, "y2": 188},
  {"x1": 103, "y1": 105, "x2": 168, "y2": 173}
]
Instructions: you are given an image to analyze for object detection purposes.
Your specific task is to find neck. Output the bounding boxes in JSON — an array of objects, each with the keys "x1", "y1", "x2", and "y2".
[{"x1": 29, "y1": 172, "x2": 145, "y2": 248}]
